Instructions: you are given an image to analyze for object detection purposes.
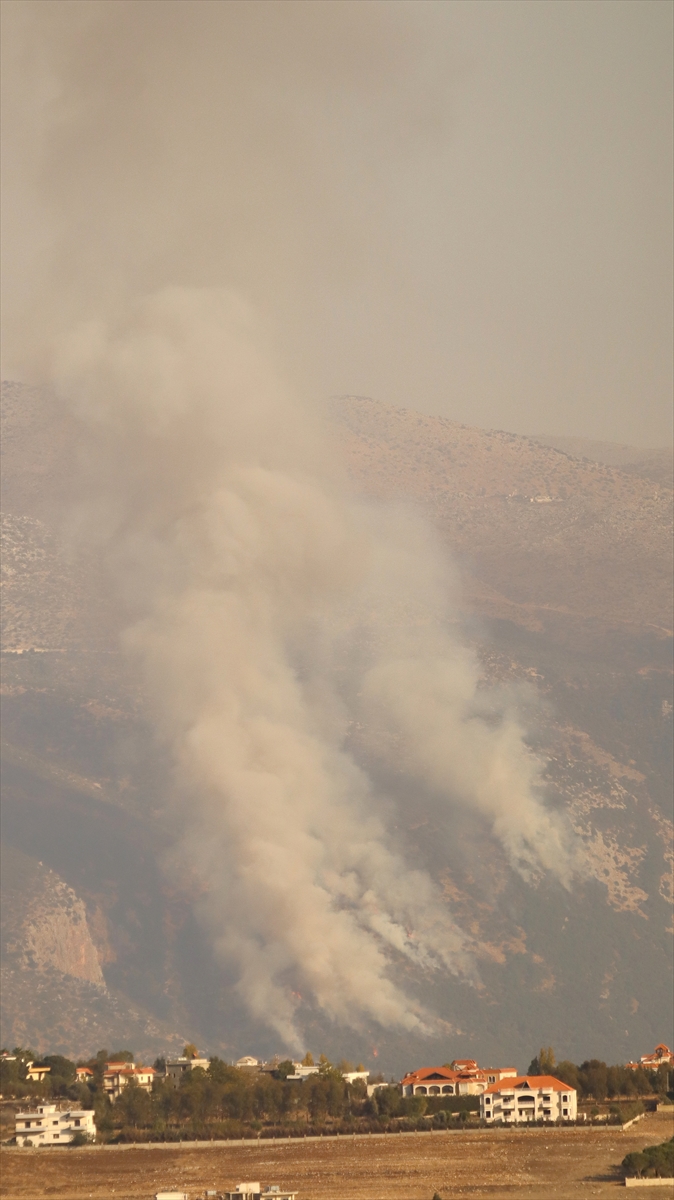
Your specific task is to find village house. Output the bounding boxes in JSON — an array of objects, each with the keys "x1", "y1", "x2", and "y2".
[
  {"x1": 165, "y1": 1056, "x2": 210, "y2": 1086},
  {"x1": 480, "y1": 1075, "x2": 577, "y2": 1123},
  {"x1": 25, "y1": 1063, "x2": 51, "y2": 1084},
  {"x1": 626, "y1": 1043, "x2": 674, "y2": 1070},
  {"x1": 15, "y1": 1102, "x2": 96, "y2": 1146},
  {"x1": 401, "y1": 1059, "x2": 516, "y2": 1097},
  {"x1": 236, "y1": 1056, "x2": 262, "y2": 1070},
  {"x1": 103, "y1": 1063, "x2": 156, "y2": 1098}
]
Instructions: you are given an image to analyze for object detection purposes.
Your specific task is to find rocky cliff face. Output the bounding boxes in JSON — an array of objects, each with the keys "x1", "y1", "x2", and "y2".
[
  {"x1": 0, "y1": 844, "x2": 186, "y2": 1059},
  {"x1": 2, "y1": 845, "x2": 104, "y2": 985}
]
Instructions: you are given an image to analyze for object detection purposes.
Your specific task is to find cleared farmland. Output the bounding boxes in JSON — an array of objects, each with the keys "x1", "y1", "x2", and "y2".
[{"x1": 1, "y1": 1111, "x2": 673, "y2": 1199}]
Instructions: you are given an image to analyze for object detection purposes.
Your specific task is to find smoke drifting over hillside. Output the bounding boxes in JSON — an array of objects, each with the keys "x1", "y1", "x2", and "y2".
[
  {"x1": 3, "y1": 1, "x2": 626, "y2": 1047},
  {"x1": 51, "y1": 287, "x2": 579, "y2": 1045}
]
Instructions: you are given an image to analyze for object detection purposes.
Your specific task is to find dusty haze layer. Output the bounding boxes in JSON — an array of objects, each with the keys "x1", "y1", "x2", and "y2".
[
  {"x1": 1, "y1": 0, "x2": 672, "y2": 445},
  {"x1": 0, "y1": 1, "x2": 671, "y2": 1059}
]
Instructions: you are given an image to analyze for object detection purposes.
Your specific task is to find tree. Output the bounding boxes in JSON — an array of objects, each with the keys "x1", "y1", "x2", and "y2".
[
  {"x1": 109, "y1": 1049, "x2": 134, "y2": 1063},
  {"x1": 528, "y1": 1047, "x2": 556, "y2": 1075},
  {"x1": 183, "y1": 1044, "x2": 199, "y2": 1059},
  {"x1": 579, "y1": 1060, "x2": 608, "y2": 1103},
  {"x1": 273, "y1": 1060, "x2": 295, "y2": 1081},
  {"x1": 114, "y1": 1080, "x2": 151, "y2": 1129},
  {"x1": 555, "y1": 1061, "x2": 580, "y2": 1091},
  {"x1": 42, "y1": 1055, "x2": 76, "y2": 1096},
  {"x1": 302, "y1": 1052, "x2": 314, "y2": 1066},
  {"x1": 69, "y1": 1130, "x2": 93, "y2": 1147}
]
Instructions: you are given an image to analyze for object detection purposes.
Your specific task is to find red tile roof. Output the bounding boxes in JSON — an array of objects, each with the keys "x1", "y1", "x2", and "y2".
[
  {"x1": 483, "y1": 1075, "x2": 574, "y2": 1095},
  {"x1": 401, "y1": 1066, "x2": 458, "y2": 1084}
]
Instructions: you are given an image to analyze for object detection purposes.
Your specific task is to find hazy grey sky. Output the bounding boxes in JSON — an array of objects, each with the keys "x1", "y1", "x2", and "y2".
[{"x1": 2, "y1": 0, "x2": 672, "y2": 445}]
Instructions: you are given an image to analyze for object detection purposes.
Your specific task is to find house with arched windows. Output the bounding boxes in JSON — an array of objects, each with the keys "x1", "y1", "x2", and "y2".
[{"x1": 400, "y1": 1060, "x2": 516, "y2": 1097}]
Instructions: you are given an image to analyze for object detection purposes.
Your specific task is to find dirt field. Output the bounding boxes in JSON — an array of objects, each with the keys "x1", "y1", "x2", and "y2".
[{"x1": 1, "y1": 1112, "x2": 673, "y2": 1199}]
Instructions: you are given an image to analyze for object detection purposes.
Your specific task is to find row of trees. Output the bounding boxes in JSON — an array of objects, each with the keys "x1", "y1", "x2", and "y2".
[
  {"x1": 527, "y1": 1046, "x2": 673, "y2": 1103},
  {"x1": 0, "y1": 1047, "x2": 478, "y2": 1141}
]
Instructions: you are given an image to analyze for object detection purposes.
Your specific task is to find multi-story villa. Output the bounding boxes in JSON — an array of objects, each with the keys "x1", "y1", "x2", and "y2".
[
  {"x1": 401, "y1": 1059, "x2": 516, "y2": 1097},
  {"x1": 103, "y1": 1063, "x2": 156, "y2": 1098},
  {"x1": 480, "y1": 1075, "x2": 577, "y2": 1123},
  {"x1": 15, "y1": 1103, "x2": 96, "y2": 1146}
]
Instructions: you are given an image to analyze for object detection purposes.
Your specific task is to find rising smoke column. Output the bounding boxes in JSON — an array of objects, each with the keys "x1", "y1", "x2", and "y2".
[{"x1": 53, "y1": 286, "x2": 578, "y2": 1047}]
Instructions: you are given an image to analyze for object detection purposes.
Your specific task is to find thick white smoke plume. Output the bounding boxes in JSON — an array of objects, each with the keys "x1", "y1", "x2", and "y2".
[{"x1": 52, "y1": 286, "x2": 579, "y2": 1047}]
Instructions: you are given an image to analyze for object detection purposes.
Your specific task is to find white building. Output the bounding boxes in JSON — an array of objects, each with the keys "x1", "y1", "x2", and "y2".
[
  {"x1": 285, "y1": 1063, "x2": 320, "y2": 1082},
  {"x1": 15, "y1": 1102, "x2": 96, "y2": 1146},
  {"x1": 25, "y1": 1064, "x2": 51, "y2": 1084},
  {"x1": 224, "y1": 1186, "x2": 297, "y2": 1200},
  {"x1": 480, "y1": 1075, "x2": 577, "y2": 1123}
]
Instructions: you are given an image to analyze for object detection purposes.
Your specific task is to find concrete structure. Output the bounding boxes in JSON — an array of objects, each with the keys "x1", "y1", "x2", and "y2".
[
  {"x1": 75, "y1": 1066, "x2": 94, "y2": 1083},
  {"x1": 103, "y1": 1064, "x2": 156, "y2": 1098},
  {"x1": 25, "y1": 1064, "x2": 51, "y2": 1083},
  {"x1": 15, "y1": 1102, "x2": 96, "y2": 1145},
  {"x1": 342, "y1": 1070, "x2": 369, "y2": 1086},
  {"x1": 236, "y1": 1056, "x2": 262, "y2": 1069},
  {"x1": 224, "y1": 1187, "x2": 297, "y2": 1200},
  {"x1": 480, "y1": 1075, "x2": 577, "y2": 1123},
  {"x1": 165, "y1": 1056, "x2": 210, "y2": 1086},
  {"x1": 285, "y1": 1063, "x2": 320, "y2": 1082}
]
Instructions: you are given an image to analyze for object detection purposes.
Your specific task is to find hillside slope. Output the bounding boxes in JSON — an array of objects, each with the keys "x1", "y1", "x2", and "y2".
[{"x1": 1, "y1": 382, "x2": 672, "y2": 1072}]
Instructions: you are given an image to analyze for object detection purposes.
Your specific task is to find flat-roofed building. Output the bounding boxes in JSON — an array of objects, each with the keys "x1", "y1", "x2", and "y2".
[
  {"x1": 165, "y1": 1056, "x2": 210, "y2": 1086},
  {"x1": 25, "y1": 1064, "x2": 51, "y2": 1083},
  {"x1": 15, "y1": 1103, "x2": 96, "y2": 1146}
]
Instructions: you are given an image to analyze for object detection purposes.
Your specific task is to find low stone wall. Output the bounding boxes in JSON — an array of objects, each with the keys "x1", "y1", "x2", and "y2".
[{"x1": 624, "y1": 1178, "x2": 674, "y2": 1188}]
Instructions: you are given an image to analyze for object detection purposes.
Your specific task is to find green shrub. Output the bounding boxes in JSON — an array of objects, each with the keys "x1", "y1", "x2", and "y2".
[{"x1": 623, "y1": 1137, "x2": 674, "y2": 1178}]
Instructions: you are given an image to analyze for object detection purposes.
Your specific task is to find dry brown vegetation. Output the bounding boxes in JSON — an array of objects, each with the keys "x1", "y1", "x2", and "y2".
[
  {"x1": 332, "y1": 396, "x2": 673, "y2": 633},
  {"x1": 1, "y1": 1111, "x2": 673, "y2": 1199}
]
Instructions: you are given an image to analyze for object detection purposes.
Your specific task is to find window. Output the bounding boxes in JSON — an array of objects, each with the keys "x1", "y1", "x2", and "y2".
[
  {"x1": 75, "y1": 1119, "x2": 80, "y2": 1126},
  {"x1": 53, "y1": 1120, "x2": 58, "y2": 1125}
]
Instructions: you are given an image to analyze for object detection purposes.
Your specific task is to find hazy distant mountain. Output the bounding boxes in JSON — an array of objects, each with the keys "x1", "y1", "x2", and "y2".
[
  {"x1": 530, "y1": 433, "x2": 673, "y2": 488},
  {"x1": 1, "y1": 382, "x2": 672, "y2": 1073}
]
